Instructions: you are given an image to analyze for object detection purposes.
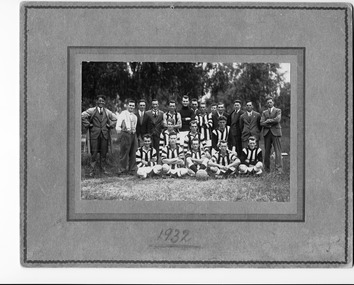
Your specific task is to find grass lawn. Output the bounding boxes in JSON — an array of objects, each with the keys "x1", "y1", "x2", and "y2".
[{"x1": 81, "y1": 123, "x2": 290, "y2": 202}]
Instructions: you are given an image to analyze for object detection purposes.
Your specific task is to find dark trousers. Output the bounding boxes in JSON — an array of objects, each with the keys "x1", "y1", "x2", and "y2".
[
  {"x1": 118, "y1": 132, "x2": 138, "y2": 173},
  {"x1": 230, "y1": 134, "x2": 243, "y2": 156},
  {"x1": 264, "y1": 132, "x2": 282, "y2": 171},
  {"x1": 90, "y1": 133, "x2": 108, "y2": 163},
  {"x1": 151, "y1": 134, "x2": 161, "y2": 163}
]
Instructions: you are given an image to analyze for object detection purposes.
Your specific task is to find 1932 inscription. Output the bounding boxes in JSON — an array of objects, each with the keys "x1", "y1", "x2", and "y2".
[{"x1": 157, "y1": 228, "x2": 191, "y2": 243}]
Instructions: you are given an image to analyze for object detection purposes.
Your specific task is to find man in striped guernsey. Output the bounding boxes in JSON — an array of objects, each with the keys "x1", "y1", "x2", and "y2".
[
  {"x1": 136, "y1": 134, "x2": 162, "y2": 179},
  {"x1": 162, "y1": 100, "x2": 182, "y2": 133},
  {"x1": 161, "y1": 132, "x2": 188, "y2": 177},
  {"x1": 195, "y1": 101, "x2": 213, "y2": 151},
  {"x1": 159, "y1": 118, "x2": 180, "y2": 157},
  {"x1": 208, "y1": 140, "x2": 241, "y2": 178},
  {"x1": 185, "y1": 138, "x2": 209, "y2": 176},
  {"x1": 183, "y1": 120, "x2": 207, "y2": 155},
  {"x1": 211, "y1": 115, "x2": 230, "y2": 155},
  {"x1": 239, "y1": 136, "x2": 263, "y2": 175}
]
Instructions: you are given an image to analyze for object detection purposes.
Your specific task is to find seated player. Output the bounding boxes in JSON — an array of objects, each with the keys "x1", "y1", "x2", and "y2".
[
  {"x1": 183, "y1": 120, "x2": 208, "y2": 156},
  {"x1": 208, "y1": 140, "x2": 241, "y2": 178},
  {"x1": 185, "y1": 138, "x2": 209, "y2": 176},
  {"x1": 239, "y1": 136, "x2": 263, "y2": 175},
  {"x1": 136, "y1": 134, "x2": 162, "y2": 179},
  {"x1": 211, "y1": 115, "x2": 230, "y2": 155},
  {"x1": 159, "y1": 118, "x2": 180, "y2": 157},
  {"x1": 161, "y1": 132, "x2": 188, "y2": 177}
]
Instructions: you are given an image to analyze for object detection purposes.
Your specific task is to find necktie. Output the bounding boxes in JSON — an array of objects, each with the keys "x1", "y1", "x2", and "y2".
[{"x1": 140, "y1": 112, "x2": 143, "y2": 124}]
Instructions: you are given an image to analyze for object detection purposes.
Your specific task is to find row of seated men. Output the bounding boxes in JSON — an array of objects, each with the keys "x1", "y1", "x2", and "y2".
[{"x1": 135, "y1": 131, "x2": 263, "y2": 179}]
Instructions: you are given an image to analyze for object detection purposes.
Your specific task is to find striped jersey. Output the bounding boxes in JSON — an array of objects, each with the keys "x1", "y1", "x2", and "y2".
[
  {"x1": 161, "y1": 145, "x2": 184, "y2": 169},
  {"x1": 212, "y1": 150, "x2": 236, "y2": 166},
  {"x1": 212, "y1": 126, "x2": 230, "y2": 151},
  {"x1": 136, "y1": 146, "x2": 157, "y2": 167},
  {"x1": 159, "y1": 130, "x2": 180, "y2": 154},
  {"x1": 164, "y1": 111, "x2": 181, "y2": 132},
  {"x1": 241, "y1": 147, "x2": 262, "y2": 165},
  {"x1": 196, "y1": 112, "x2": 213, "y2": 140},
  {"x1": 185, "y1": 148, "x2": 206, "y2": 160},
  {"x1": 183, "y1": 131, "x2": 206, "y2": 152}
]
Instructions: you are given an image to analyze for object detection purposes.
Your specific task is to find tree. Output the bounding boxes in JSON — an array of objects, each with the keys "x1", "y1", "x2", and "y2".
[{"x1": 231, "y1": 63, "x2": 285, "y2": 112}]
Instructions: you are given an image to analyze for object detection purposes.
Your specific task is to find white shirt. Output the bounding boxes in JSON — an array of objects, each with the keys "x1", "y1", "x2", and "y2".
[
  {"x1": 116, "y1": 110, "x2": 137, "y2": 133},
  {"x1": 269, "y1": 107, "x2": 274, "y2": 113},
  {"x1": 247, "y1": 111, "x2": 253, "y2": 116}
]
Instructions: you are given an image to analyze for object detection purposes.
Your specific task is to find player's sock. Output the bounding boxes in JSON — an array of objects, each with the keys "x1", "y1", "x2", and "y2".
[{"x1": 190, "y1": 164, "x2": 198, "y2": 173}]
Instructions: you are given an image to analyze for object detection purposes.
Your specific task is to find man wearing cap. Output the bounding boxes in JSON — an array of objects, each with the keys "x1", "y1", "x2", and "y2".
[
  {"x1": 260, "y1": 96, "x2": 283, "y2": 173},
  {"x1": 81, "y1": 95, "x2": 117, "y2": 177},
  {"x1": 227, "y1": 99, "x2": 244, "y2": 155}
]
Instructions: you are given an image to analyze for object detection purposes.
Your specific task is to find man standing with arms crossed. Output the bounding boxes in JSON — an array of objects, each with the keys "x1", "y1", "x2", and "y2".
[{"x1": 260, "y1": 96, "x2": 283, "y2": 173}]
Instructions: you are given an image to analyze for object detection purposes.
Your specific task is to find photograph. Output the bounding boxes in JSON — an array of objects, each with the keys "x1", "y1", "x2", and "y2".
[{"x1": 81, "y1": 62, "x2": 291, "y2": 202}]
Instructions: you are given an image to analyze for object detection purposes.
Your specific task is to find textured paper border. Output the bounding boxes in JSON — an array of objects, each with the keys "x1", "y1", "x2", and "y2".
[{"x1": 20, "y1": 2, "x2": 352, "y2": 267}]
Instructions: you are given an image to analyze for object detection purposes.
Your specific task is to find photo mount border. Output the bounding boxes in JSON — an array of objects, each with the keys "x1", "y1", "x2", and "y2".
[
  {"x1": 20, "y1": 3, "x2": 351, "y2": 266},
  {"x1": 67, "y1": 46, "x2": 304, "y2": 222}
]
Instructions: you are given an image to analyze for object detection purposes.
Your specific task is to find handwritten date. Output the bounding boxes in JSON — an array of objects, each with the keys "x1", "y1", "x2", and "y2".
[{"x1": 157, "y1": 228, "x2": 191, "y2": 243}]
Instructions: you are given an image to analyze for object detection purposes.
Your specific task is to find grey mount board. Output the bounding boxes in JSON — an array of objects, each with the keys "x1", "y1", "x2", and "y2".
[{"x1": 20, "y1": 2, "x2": 353, "y2": 267}]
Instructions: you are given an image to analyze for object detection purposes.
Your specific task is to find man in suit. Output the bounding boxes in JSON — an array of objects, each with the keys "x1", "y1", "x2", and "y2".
[
  {"x1": 211, "y1": 102, "x2": 229, "y2": 130},
  {"x1": 116, "y1": 99, "x2": 138, "y2": 175},
  {"x1": 136, "y1": 99, "x2": 149, "y2": 147},
  {"x1": 146, "y1": 98, "x2": 165, "y2": 163},
  {"x1": 260, "y1": 96, "x2": 283, "y2": 173},
  {"x1": 81, "y1": 95, "x2": 117, "y2": 177},
  {"x1": 240, "y1": 100, "x2": 261, "y2": 149},
  {"x1": 227, "y1": 99, "x2": 244, "y2": 155}
]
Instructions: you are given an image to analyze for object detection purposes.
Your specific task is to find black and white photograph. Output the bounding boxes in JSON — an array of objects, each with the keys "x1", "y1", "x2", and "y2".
[
  {"x1": 16, "y1": 0, "x2": 352, "y2": 275},
  {"x1": 81, "y1": 62, "x2": 291, "y2": 202}
]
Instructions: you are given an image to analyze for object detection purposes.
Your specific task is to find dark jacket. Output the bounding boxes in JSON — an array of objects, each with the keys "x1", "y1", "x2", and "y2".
[
  {"x1": 146, "y1": 109, "x2": 164, "y2": 136},
  {"x1": 81, "y1": 107, "x2": 117, "y2": 140},
  {"x1": 136, "y1": 111, "x2": 149, "y2": 137},
  {"x1": 179, "y1": 106, "x2": 195, "y2": 132}
]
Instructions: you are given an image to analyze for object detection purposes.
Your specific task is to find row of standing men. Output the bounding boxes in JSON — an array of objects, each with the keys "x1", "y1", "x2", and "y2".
[{"x1": 81, "y1": 95, "x2": 283, "y2": 177}]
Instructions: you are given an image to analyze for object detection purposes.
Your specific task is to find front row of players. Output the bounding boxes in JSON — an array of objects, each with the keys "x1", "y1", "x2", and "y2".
[{"x1": 135, "y1": 131, "x2": 263, "y2": 179}]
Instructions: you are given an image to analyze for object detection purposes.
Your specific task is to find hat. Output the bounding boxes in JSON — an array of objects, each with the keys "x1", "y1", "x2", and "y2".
[{"x1": 234, "y1": 99, "x2": 242, "y2": 104}]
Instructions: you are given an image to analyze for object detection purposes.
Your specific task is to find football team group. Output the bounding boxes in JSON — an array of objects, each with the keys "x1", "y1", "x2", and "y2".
[{"x1": 82, "y1": 95, "x2": 283, "y2": 179}]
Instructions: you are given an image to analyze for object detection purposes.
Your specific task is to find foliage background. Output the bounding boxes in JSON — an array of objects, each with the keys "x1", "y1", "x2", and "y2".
[{"x1": 82, "y1": 62, "x2": 291, "y2": 119}]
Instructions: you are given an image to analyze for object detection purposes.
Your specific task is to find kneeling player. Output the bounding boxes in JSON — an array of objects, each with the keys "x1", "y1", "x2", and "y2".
[
  {"x1": 185, "y1": 138, "x2": 209, "y2": 176},
  {"x1": 161, "y1": 132, "x2": 188, "y2": 177},
  {"x1": 239, "y1": 136, "x2": 263, "y2": 175},
  {"x1": 136, "y1": 134, "x2": 162, "y2": 179},
  {"x1": 208, "y1": 140, "x2": 241, "y2": 178}
]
